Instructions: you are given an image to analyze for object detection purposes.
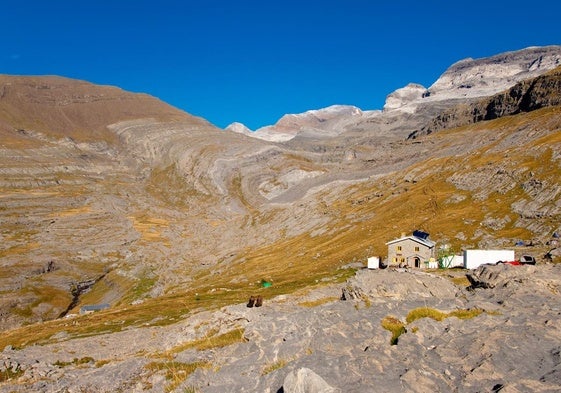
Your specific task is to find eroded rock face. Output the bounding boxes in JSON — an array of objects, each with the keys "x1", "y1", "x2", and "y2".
[
  {"x1": 428, "y1": 45, "x2": 561, "y2": 100},
  {"x1": 344, "y1": 268, "x2": 461, "y2": 301},
  {"x1": 415, "y1": 65, "x2": 561, "y2": 136},
  {"x1": 466, "y1": 263, "x2": 536, "y2": 288},
  {"x1": 383, "y1": 83, "x2": 428, "y2": 112}
]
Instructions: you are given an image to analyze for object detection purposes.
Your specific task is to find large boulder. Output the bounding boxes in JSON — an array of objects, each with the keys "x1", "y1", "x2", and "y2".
[
  {"x1": 466, "y1": 263, "x2": 536, "y2": 288},
  {"x1": 343, "y1": 268, "x2": 460, "y2": 302},
  {"x1": 283, "y1": 367, "x2": 340, "y2": 393}
]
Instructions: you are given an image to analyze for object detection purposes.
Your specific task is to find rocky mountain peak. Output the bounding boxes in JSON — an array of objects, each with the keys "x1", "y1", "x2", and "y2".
[
  {"x1": 224, "y1": 121, "x2": 253, "y2": 136},
  {"x1": 231, "y1": 104, "x2": 363, "y2": 142},
  {"x1": 383, "y1": 83, "x2": 428, "y2": 112},
  {"x1": 427, "y1": 45, "x2": 561, "y2": 100},
  {"x1": 274, "y1": 104, "x2": 362, "y2": 130}
]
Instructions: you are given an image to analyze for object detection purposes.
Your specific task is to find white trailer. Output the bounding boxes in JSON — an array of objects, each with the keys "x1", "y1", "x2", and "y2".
[{"x1": 463, "y1": 249, "x2": 515, "y2": 269}]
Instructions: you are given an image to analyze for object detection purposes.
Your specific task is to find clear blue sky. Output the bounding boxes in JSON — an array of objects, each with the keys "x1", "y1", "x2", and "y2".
[{"x1": 1, "y1": 1, "x2": 560, "y2": 130}]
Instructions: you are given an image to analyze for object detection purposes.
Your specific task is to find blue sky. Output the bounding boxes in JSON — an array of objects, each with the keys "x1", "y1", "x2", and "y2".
[{"x1": 1, "y1": 1, "x2": 560, "y2": 130}]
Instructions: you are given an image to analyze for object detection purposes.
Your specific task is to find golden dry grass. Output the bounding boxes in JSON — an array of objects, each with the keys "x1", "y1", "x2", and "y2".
[
  {"x1": 383, "y1": 307, "x2": 485, "y2": 345},
  {"x1": 48, "y1": 205, "x2": 92, "y2": 218},
  {"x1": 298, "y1": 296, "x2": 340, "y2": 308},
  {"x1": 261, "y1": 358, "x2": 289, "y2": 375},
  {"x1": 145, "y1": 360, "x2": 210, "y2": 393},
  {"x1": 168, "y1": 327, "x2": 247, "y2": 353},
  {"x1": 128, "y1": 214, "x2": 170, "y2": 245}
]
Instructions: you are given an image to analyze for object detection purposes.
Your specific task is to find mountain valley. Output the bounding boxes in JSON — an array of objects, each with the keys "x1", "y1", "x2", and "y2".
[{"x1": 1, "y1": 46, "x2": 561, "y2": 392}]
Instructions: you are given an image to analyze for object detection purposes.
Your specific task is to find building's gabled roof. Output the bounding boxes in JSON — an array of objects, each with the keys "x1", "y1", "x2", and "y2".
[{"x1": 386, "y1": 235, "x2": 436, "y2": 248}]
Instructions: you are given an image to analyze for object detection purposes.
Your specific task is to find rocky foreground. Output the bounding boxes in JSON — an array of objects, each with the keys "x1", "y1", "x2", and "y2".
[{"x1": 2, "y1": 263, "x2": 560, "y2": 392}]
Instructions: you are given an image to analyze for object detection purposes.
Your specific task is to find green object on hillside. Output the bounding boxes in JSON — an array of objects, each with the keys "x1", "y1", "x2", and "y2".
[{"x1": 261, "y1": 280, "x2": 272, "y2": 288}]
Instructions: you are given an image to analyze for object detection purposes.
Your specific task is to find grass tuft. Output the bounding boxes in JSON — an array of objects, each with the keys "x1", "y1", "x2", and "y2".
[
  {"x1": 406, "y1": 307, "x2": 447, "y2": 324},
  {"x1": 54, "y1": 357, "x2": 95, "y2": 368},
  {"x1": 448, "y1": 308, "x2": 483, "y2": 320},
  {"x1": 145, "y1": 361, "x2": 209, "y2": 393},
  {"x1": 381, "y1": 316, "x2": 407, "y2": 345},
  {"x1": 0, "y1": 367, "x2": 24, "y2": 382},
  {"x1": 261, "y1": 358, "x2": 289, "y2": 375},
  {"x1": 166, "y1": 327, "x2": 247, "y2": 355},
  {"x1": 298, "y1": 296, "x2": 340, "y2": 308},
  {"x1": 383, "y1": 307, "x2": 487, "y2": 345}
]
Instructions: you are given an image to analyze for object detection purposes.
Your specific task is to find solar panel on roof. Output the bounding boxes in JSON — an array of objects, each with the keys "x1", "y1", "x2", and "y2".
[{"x1": 413, "y1": 230, "x2": 429, "y2": 239}]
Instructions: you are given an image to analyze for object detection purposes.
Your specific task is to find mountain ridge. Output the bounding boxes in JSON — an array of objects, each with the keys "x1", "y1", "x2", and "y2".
[{"x1": 227, "y1": 45, "x2": 561, "y2": 142}]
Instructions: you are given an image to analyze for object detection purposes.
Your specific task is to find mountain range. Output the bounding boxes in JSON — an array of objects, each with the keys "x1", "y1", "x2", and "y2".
[{"x1": 1, "y1": 45, "x2": 561, "y2": 392}]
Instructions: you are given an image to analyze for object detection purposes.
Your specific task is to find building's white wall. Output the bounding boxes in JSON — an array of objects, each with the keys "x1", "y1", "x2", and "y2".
[{"x1": 463, "y1": 249, "x2": 515, "y2": 269}]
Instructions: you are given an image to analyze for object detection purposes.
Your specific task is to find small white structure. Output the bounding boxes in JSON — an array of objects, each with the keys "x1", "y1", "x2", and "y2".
[
  {"x1": 463, "y1": 249, "x2": 515, "y2": 269},
  {"x1": 424, "y1": 258, "x2": 438, "y2": 269},
  {"x1": 367, "y1": 256, "x2": 380, "y2": 269},
  {"x1": 440, "y1": 254, "x2": 464, "y2": 268}
]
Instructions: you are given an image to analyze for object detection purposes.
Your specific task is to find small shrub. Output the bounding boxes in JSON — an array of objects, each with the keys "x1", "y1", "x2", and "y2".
[
  {"x1": 0, "y1": 367, "x2": 24, "y2": 382},
  {"x1": 54, "y1": 357, "x2": 94, "y2": 368},
  {"x1": 95, "y1": 359, "x2": 111, "y2": 368},
  {"x1": 360, "y1": 294, "x2": 372, "y2": 308},
  {"x1": 381, "y1": 316, "x2": 406, "y2": 345},
  {"x1": 382, "y1": 307, "x2": 485, "y2": 345}
]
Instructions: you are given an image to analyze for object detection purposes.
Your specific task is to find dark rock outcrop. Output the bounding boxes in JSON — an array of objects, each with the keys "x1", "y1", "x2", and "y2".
[{"x1": 411, "y1": 66, "x2": 561, "y2": 138}]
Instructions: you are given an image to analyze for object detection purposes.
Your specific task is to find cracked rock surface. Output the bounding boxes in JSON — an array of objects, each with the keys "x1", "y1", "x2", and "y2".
[{"x1": 2, "y1": 264, "x2": 560, "y2": 392}]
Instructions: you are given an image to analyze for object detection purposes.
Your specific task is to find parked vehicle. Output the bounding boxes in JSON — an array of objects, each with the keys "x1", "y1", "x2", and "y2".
[
  {"x1": 519, "y1": 255, "x2": 536, "y2": 265},
  {"x1": 496, "y1": 255, "x2": 536, "y2": 266}
]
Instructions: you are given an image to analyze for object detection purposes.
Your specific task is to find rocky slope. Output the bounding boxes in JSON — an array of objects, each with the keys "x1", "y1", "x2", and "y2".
[{"x1": 1, "y1": 264, "x2": 560, "y2": 392}]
